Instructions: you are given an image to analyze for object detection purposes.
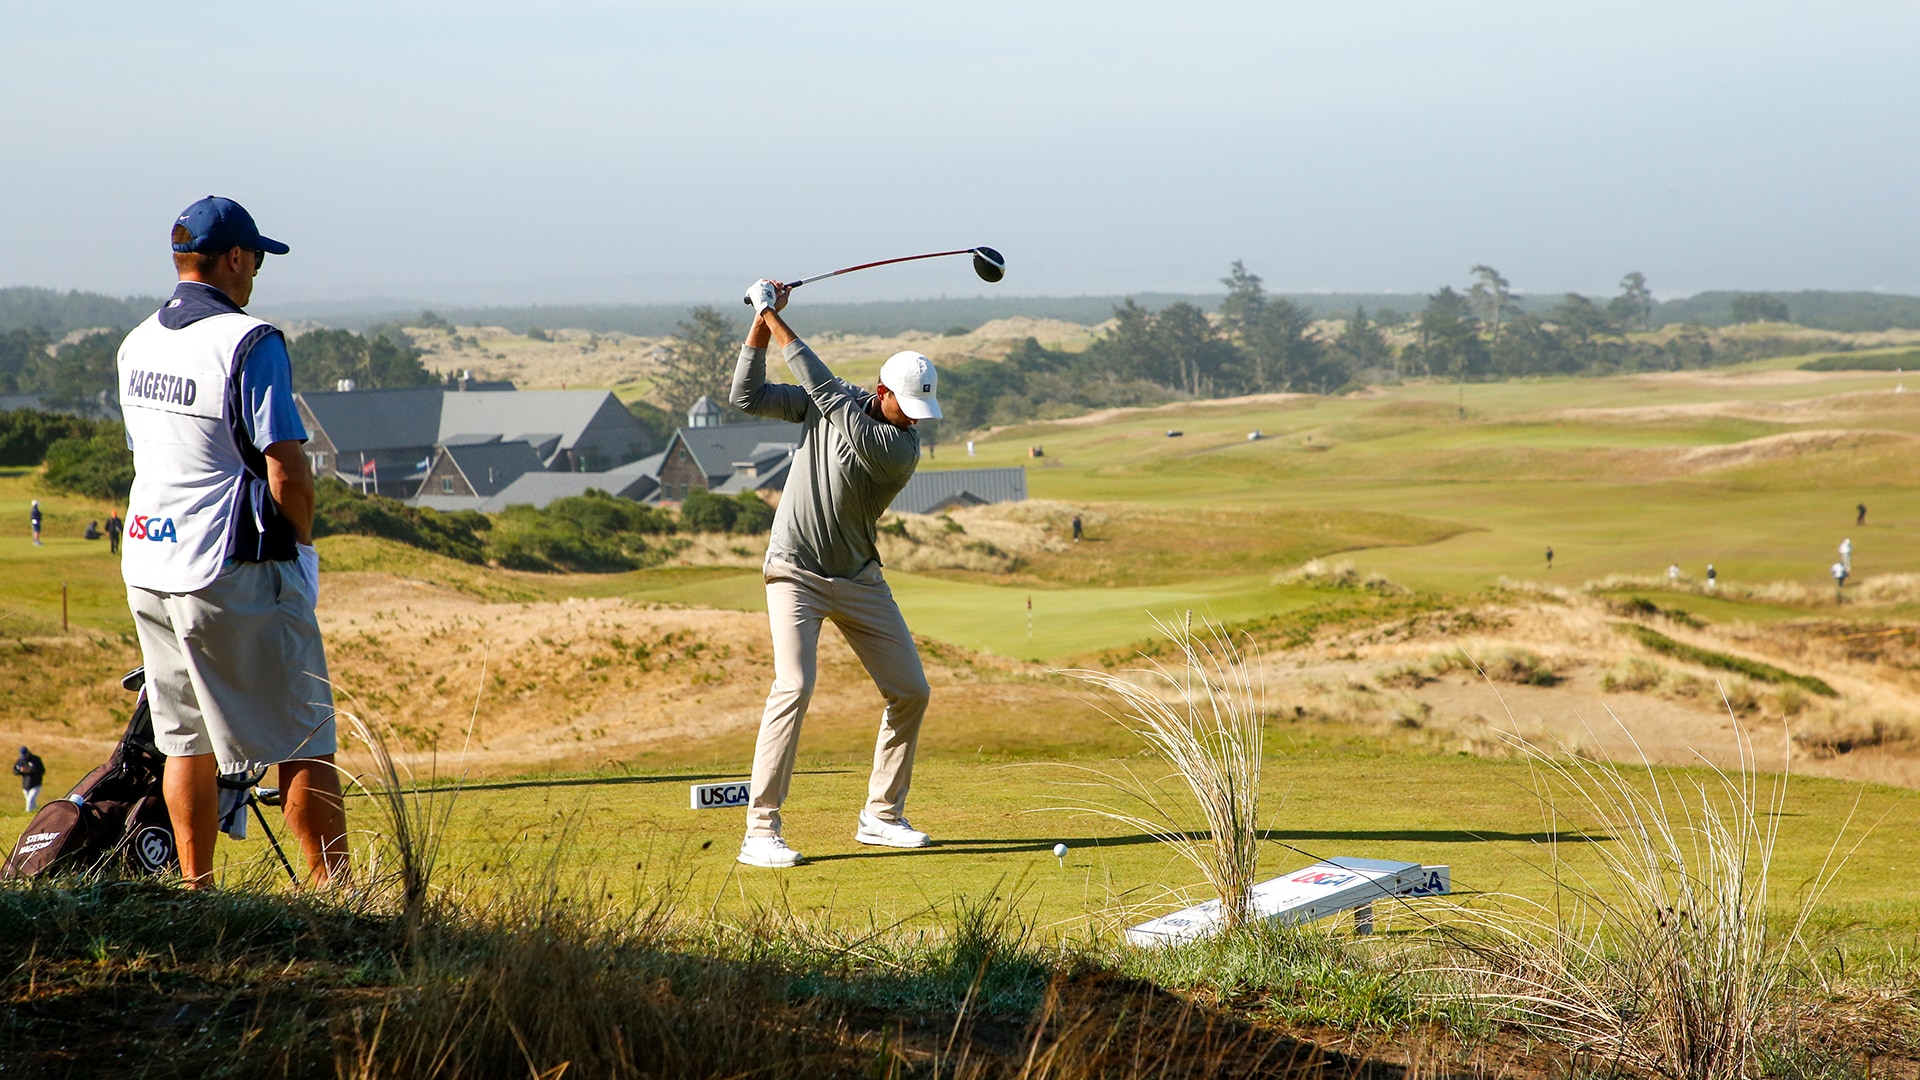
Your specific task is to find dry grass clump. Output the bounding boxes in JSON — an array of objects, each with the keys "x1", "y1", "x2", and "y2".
[
  {"x1": 1374, "y1": 662, "x2": 1433, "y2": 690},
  {"x1": 1601, "y1": 657, "x2": 1668, "y2": 693},
  {"x1": 1053, "y1": 614, "x2": 1265, "y2": 928},
  {"x1": 1428, "y1": 647, "x2": 1562, "y2": 687},
  {"x1": 661, "y1": 530, "x2": 764, "y2": 567},
  {"x1": 1286, "y1": 675, "x2": 1434, "y2": 732},
  {"x1": 874, "y1": 500, "x2": 1097, "y2": 574},
  {"x1": 1792, "y1": 709, "x2": 1915, "y2": 757},
  {"x1": 1591, "y1": 571, "x2": 1920, "y2": 610},
  {"x1": 1434, "y1": 719, "x2": 1854, "y2": 1080},
  {"x1": 1275, "y1": 559, "x2": 1407, "y2": 594}
]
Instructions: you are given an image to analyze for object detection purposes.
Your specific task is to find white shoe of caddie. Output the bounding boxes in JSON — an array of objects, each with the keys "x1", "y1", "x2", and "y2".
[
  {"x1": 738, "y1": 835, "x2": 805, "y2": 868},
  {"x1": 855, "y1": 811, "x2": 931, "y2": 849}
]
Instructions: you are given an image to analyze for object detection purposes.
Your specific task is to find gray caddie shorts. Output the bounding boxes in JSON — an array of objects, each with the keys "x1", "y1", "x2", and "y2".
[{"x1": 127, "y1": 559, "x2": 337, "y2": 774}]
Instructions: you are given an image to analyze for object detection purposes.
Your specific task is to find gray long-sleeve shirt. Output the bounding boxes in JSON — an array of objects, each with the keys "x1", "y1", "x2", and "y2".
[{"x1": 731, "y1": 338, "x2": 920, "y2": 578}]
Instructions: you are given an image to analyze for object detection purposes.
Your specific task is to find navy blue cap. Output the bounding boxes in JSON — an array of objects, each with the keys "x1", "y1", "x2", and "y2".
[{"x1": 170, "y1": 196, "x2": 289, "y2": 256}]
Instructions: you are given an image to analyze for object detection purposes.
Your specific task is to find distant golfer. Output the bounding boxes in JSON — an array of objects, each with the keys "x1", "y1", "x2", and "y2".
[
  {"x1": 1668, "y1": 563, "x2": 1680, "y2": 585},
  {"x1": 1839, "y1": 537, "x2": 1852, "y2": 573},
  {"x1": 730, "y1": 278, "x2": 938, "y2": 868},
  {"x1": 1072, "y1": 515, "x2": 1084, "y2": 543},
  {"x1": 1706, "y1": 564, "x2": 1717, "y2": 591},
  {"x1": 29, "y1": 500, "x2": 42, "y2": 546},
  {"x1": 14, "y1": 746, "x2": 44, "y2": 812},
  {"x1": 1545, "y1": 545, "x2": 1554, "y2": 569},
  {"x1": 1832, "y1": 560, "x2": 1849, "y2": 599},
  {"x1": 1856, "y1": 502, "x2": 1867, "y2": 526},
  {"x1": 107, "y1": 511, "x2": 123, "y2": 555}
]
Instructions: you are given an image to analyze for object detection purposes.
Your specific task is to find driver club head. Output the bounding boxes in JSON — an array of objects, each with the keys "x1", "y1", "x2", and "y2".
[{"x1": 971, "y1": 246, "x2": 1006, "y2": 284}]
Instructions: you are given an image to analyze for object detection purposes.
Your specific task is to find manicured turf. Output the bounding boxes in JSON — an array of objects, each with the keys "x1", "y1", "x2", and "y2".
[{"x1": 192, "y1": 739, "x2": 1918, "y2": 940}]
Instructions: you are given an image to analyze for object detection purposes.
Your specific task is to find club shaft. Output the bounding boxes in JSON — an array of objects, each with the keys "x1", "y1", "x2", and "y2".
[{"x1": 788, "y1": 249, "x2": 977, "y2": 289}]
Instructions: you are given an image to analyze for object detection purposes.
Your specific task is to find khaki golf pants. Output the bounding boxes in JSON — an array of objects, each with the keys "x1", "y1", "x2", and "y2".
[{"x1": 748, "y1": 558, "x2": 930, "y2": 838}]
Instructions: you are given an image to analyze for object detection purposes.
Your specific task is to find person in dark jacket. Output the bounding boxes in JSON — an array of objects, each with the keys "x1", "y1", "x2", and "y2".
[
  {"x1": 14, "y1": 747, "x2": 45, "y2": 812},
  {"x1": 107, "y1": 511, "x2": 123, "y2": 554}
]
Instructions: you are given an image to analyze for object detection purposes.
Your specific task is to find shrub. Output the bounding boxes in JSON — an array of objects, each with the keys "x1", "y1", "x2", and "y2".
[
  {"x1": 0, "y1": 408, "x2": 101, "y2": 466},
  {"x1": 486, "y1": 490, "x2": 677, "y2": 572},
  {"x1": 488, "y1": 518, "x2": 640, "y2": 572},
  {"x1": 1800, "y1": 348, "x2": 1920, "y2": 372},
  {"x1": 542, "y1": 490, "x2": 675, "y2": 536},
  {"x1": 680, "y1": 489, "x2": 773, "y2": 534},
  {"x1": 1613, "y1": 594, "x2": 1705, "y2": 628},
  {"x1": 41, "y1": 423, "x2": 134, "y2": 500},
  {"x1": 525, "y1": 326, "x2": 550, "y2": 342},
  {"x1": 313, "y1": 479, "x2": 487, "y2": 563}
]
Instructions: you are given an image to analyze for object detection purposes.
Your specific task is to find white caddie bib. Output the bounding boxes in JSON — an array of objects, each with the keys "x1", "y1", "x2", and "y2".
[{"x1": 117, "y1": 309, "x2": 272, "y2": 593}]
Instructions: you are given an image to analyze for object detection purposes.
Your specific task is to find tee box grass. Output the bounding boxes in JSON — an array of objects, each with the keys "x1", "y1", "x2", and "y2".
[{"x1": 297, "y1": 742, "x2": 1920, "y2": 942}]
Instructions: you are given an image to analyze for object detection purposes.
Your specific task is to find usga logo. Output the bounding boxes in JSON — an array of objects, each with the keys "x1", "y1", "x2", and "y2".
[
  {"x1": 127, "y1": 514, "x2": 178, "y2": 543},
  {"x1": 1290, "y1": 870, "x2": 1358, "y2": 887}
]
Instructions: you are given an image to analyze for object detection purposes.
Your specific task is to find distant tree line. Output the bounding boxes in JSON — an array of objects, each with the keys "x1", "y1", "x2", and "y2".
[
  {"x1": 1, "y1": 319, "x2": 436, "y2": 401},
  {"x1": 927, "y1": 262, "x2": 1873, "y2": 430},
  {"x1": 0, "y1": 328, "x2": 119, "y2": 401},
  {"x1": 286, "y1": 327, "x2": 434, "y2": 392}
]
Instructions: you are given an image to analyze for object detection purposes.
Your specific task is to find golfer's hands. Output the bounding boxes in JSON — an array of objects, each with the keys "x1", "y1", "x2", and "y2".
[
  {"x1": 745, "y1": 279, "x2": 778, "y2": 315},
  {"x1": 744, "y1": 279, "x2": 792, "y2": 316}
]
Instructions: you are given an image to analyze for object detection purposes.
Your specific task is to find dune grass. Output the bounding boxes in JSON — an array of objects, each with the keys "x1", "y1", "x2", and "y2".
[{"x1": 1617, "y1": 623, "x2": 1839, "y2": 697}]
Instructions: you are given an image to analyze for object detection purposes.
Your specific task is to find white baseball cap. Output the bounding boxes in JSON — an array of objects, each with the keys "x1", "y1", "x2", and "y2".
[{"x1": 879, "y1": 351, "x2": 942, "y2": 419}]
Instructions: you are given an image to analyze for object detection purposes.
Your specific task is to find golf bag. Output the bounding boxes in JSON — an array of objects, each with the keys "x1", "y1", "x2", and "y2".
[{"x1": 2, "y1": 668, "x2": 178, "y2": 880}]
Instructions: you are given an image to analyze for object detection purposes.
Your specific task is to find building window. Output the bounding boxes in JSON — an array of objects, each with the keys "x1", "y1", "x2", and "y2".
[{"x1": 441, "y1": 477, "x2": 454, "y2": 494}]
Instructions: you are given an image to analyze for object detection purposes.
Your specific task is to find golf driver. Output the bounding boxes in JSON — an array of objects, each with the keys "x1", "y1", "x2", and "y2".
[{"x1": 741, "y1": 246, "x2": 1005, "y2": 305}]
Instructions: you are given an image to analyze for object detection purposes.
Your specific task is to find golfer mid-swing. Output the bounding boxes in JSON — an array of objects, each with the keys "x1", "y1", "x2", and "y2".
[{"x1": 731, "y1": 278, "x2": 938, "y2": 867}]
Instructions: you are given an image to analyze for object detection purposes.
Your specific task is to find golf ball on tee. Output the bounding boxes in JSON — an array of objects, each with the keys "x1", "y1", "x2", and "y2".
[{"x1": 1052, "y1": 843, "x2": 1068, "y2": 858}]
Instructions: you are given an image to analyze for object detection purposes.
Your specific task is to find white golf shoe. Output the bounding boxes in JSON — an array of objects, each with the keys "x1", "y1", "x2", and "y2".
[
  {"x1": 855, "y1": 811, "x2": 931, "y2": 849},
  {"x1": 738, "y1": 835, "x2": 805, "y2": 868}
]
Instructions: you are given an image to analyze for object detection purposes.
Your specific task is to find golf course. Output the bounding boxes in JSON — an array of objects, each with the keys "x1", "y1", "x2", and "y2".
[{"x1": 5, "y1": 342, "x2": 1920, "y2": 1077}]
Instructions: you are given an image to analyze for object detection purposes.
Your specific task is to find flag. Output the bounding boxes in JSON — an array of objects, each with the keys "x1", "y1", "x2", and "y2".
[
  {"x1": 360, "y1": 458, "x2": 377, "y2": 476},
  {"x1": 414, "y1": 457, "x2": 431, "y2": 471}
]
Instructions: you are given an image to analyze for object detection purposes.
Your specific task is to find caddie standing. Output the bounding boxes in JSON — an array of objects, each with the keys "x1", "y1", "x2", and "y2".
[
  {"x1": 116, "y1": 196, "x2": 345, "y2": 887},
  {"x1": 729, "y1": 278, "x2": 938, "y2": 868}
]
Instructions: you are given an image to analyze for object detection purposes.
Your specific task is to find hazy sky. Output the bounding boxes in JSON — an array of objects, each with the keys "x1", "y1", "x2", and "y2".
[{"x1": 4, "y1": 2, "x2": 1917, "y2": 306}]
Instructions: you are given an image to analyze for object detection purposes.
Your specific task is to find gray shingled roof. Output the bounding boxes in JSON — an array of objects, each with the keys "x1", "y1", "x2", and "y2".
[
  {"x1": 298, "y1": 387, "x2": 444, "y2": 453},
  {"x1": 889, "y1": 467, "x2": 1027, "y2": 514},
  {"x1": 712, "y1": 459, "x2": 790, "y2": 495},
  {"x1": 475, "y1": 468, "x2": 659, "y2": 511},
  {"x1": 438, "y1": 391, "x2": 622, "y2": 453},
  {"x1": 671, "y1": 420, "x2": 799, "y2": 485},
  {"x1": 442, "y1": 440, "x2": 547, "y2": 496},
  {"x1": 297, "y1": 388, "x2": 643, "y2": 468}
]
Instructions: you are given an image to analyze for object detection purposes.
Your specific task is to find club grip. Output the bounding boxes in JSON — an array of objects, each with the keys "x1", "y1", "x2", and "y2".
[{"x1": 740, "y1": 280, "x2": 804, "y2": 306}]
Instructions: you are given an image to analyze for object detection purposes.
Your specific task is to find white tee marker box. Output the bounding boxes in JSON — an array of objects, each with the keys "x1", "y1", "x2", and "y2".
[
  {"x1": 1125, "y1": 857, "x2": 1451, "y2": 947},
  {"x1": 690, "y1": 780, "x2": 750, "y2": 810}
]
